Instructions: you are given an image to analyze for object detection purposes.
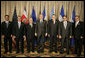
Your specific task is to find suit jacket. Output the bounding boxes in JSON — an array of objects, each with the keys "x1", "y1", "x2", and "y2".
[
  {"x1": 58, "y1": 21, "x2": 72, "y2": 38},
  {"x1": 25, "y1": 23, "x2": 35, "y2": 37},
  {"x1": 1, "y1": 21, "x2": 12, "y2": 37},
  {"x1": 73, "y1": 21, "x2": 84, "y2": 38},
  {"x1": 48, "y1": 19, "x2": 59, "y2": 36},
  {"x1": 35, "y1": 20, "x2": 47, "y2": 37},
  {"x1": 12, "y1": 21, "x2": 25, "y2": 38}
]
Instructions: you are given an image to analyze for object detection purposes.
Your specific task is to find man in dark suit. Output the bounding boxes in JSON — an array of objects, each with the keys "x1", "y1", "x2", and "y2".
[
  {"x1": 35, "y1": 14, "x2": 47, "y2": 53},
  {"x1": 58, "y1": 15, "x2": 72, "y2": 54},
  {"x1": 25, "y1": 17, "x2": 35, "y2": 53},
  {"x1": 73, "y1": 15, "x2": 84, "y2": 56},
  {"x1": 1, "y1": 15, "x2": 12, "y2": 54},
  {"x1": 12, "y1": 16, "x2": 25, "y2": 54},
  {"x1": 48, "y1": 14, "x2": 59, "y2": 53}
]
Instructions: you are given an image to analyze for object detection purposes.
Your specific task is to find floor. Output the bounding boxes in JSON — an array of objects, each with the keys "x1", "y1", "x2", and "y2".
[{"x1": 1, "y1": 40, "x2": 84, "y2": 57}]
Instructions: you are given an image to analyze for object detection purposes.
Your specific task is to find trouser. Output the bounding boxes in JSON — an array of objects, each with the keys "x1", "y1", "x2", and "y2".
[
  {"x1": 37, "y1": 35, "x2": 44, "y2": 52},
  {"x1": 16, "y1": 37, "x2": 24, "y2": 53},
  {"x1": 27, "y1": 35, "x2": 35, "y2": 52},
  {"x1": 61, "y1": 37, "x2": 70, "y2": 53},
  {"x1": 4, "y1": 36, "x2": 12, "y2": 53},
  {"x1": 74, "y1": 37, "x2": 82, "y2": 55},
  {"x1": 49, "y1": 36, "x2": 57, "y2": 52}
]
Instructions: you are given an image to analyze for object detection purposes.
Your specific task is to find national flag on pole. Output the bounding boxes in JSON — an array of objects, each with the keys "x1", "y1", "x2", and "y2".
[
  {"x1": 42, "y1": 6, "x2": 46, "y2": 21},
  {"x1": 12, "y1": 6, "x2": 17, "y2": 22},
  {"x1": 50, "y1": 6, "x2": 55, "y2": 20},
  {"x1": 59, "y1": 5, "x2": 65, "y2": 22},
  {"x1": 12, "y1": 6, "x2": 17, "y2": 47},
  {"x1": 70, "y1": 6, "x2": 75, "y2": 23},
  {"x1": 21, "y1": 7, "x2": 28, "y2": 24},
  {"x1": 70, "y1": 6, "x2": 75, "y2": 47},
  {"x1": 32, "y1": 6, "x2": 37, "y2": 24}
]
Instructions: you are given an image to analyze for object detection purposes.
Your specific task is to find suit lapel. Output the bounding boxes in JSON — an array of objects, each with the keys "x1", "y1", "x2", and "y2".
[
  {"x1": 4, "y1": 22, "x2": 7, "y2": 28},
  {"x1": 77, "y1": 22, "x2": 80, "y2": 27},
  {"x1": 20, "y1": 22, "x2": 22, "y2": 29},
  {"x1": 5, "y1": 21, "x2": 10, "y2": 28},
  {"x1": 75, "y1": 21, "x2": 80, "y2": 28},
  {"x1": 17, "y1": 22, "x2": 19, "y2": 29},
  {"x1": 62, "y1": 22, "x2": 65, "y2": 30}
]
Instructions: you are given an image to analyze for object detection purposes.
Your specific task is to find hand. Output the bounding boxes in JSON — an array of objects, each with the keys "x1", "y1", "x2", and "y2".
[
  {"x1": 12, "y1": 35, "x2": 16, "y2": 39},
  {"x1": 57, "y1": 35, "x2": 58, "y2": 38},
  {"x1": 12, "y1": 36, "x2": 15, "y2": 42},
  {"x1": 45, "y1": 33, "x2": 47, "y2": 36},
  {"x1": 35, "y1": 33, "x2": 37, "y2": 36},
  {"x1": 23, "y1": 35, "x2": 26, "y2": 38},
  {"x1": 11, "y1": 34, "x2": 12, "y2": 37},
  {"x1": 23, "y1": 35, "x2": 26, "y2": 41},
  {"x1": 48, "y1": 34, "x2": 50, "y2": 37},
  {"x1": 80, "y1": 36, "x2": 83, "y2": 39},
  {"x1": 70, "y1": 36, "x2": 72, "y2": 38},
  {"x1": 2, "y1": 35, "x2": 5, "y2": 39},
  {"x1": 59, "y1": 35, "x2": 61, "y2": 39}
]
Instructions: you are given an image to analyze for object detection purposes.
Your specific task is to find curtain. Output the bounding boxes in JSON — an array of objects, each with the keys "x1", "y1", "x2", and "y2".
[{"x1": 1, "y1": 1, "x2": 84, "y2": 22}]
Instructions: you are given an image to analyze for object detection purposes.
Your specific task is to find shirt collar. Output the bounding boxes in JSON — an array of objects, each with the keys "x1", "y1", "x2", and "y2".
[
  {"x1": 63, "y1": 21, "x2": 67, "y2": 23},
  {"x1": 5, "y1": 21, "x2": 9, "y2": 23},
  {"x1": 76, "y1": 21, "x2": 79, "y2": 23},
  {"x1": 40, "y1": 19, "x2": 43, "y2": 22},
  {"x1": 18, "y1": 21, "x2": 21, "y2": 23}
]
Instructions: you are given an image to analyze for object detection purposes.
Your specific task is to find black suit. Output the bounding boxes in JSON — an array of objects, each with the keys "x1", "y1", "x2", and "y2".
[
  {"x1": 48, "y1": 19, "x2": 59, "y2": 52},
  {"x1": 59, "y1": 21, "x2": 72, "y2": 54},
  {"x1": 25, "y1": 23, "x2": 35, "y2": 52},
  {"x1": 35, "y1": 20, "x2": 47, "y2": 52},
  {"x1": 12, "y1": 21, "x2": 25, "y2": 53},
  {"x1": 1, "y1": 21, "x2": 12, "y2": 53},
  {"x1": 73, "y1": 21, "x2": 84, "y2": 56}
]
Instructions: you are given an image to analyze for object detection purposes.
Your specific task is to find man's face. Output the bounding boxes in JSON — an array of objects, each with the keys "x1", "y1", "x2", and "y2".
[
  {"x1": 52, "y1": 15, "x2": 55, "y2": 21},
  {"x1": 29, "y1": 18, "x2": 33, "y2": 23},
  {"x1": 18, "y1": 16, "x2": 21, "y2": 21},
  {"x1": 63, "y1": 16, "x2": 67, "y2": 21},
  {"x1": 5, "y1": 16, "x2": 9, "y2": 21},
  {"x1": 39, "y1": 14, "x2": 43, "y2": 20},
  {"x1": 75, "y1": 16, "x2": 79, "y2": 22}
]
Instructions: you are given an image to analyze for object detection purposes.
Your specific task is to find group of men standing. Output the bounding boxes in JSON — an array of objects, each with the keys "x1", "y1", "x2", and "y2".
[{"x1": 1, "y1": 14, "x2": 84, "y2": 56}]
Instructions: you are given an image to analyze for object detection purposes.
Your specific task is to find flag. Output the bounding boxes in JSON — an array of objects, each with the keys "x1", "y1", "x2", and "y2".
[
  {"x1": 59, "y1": 5, "x2": 65, "y2": 22},
  {"x1": 32, "y1": 6, "x2": 37, "y2": 24},
  {"x1": 50, "y1": 6, "x2": 55, "y2": 20},
  {"x1": 42, "y1": 6, "x2": 46, "y2": 20},
  {"x1": 21, "y1": 7, "x2": 28, "y2": 24},
  {"x1": 12, "y1": 6, "x2": 17, "y2": 22},
  {"x1": 70, "y1": 6, "x2": 75, "y2": 47},
  {"x1": 12, "y1": 6, "x2": 17, "y2": 47},
  {"x1": 70, "y1": 6, "x2": 75, "y2": 22}
]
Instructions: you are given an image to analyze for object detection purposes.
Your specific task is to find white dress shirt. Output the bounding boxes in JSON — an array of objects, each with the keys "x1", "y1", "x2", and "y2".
[
  {"x1": 18, "y1": 21, "x2": 21, "y2": 29},
  {"x1": 40, "y1": 19, "x2": 43, "y2": 24},
  {"x1": 5, "y1": 21, "x2": 9, "y2": 28},
  {"x1": 75, "y1": 21, "x2": 79, "y2": 27},
  {"x1": 53, "y1": 19, "x2": 55, "y2": 24},
  {"x1": 63, "y1": 21, "x2": 67, "y2": 29},
  {"x1": 29, "y1": 23, "x2": 33, "y2": 28}
]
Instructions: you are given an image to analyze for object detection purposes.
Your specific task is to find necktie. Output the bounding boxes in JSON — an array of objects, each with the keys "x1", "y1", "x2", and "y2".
[
  {"x1": 6, "y1": 22, "x2": 9, "y2": 28},
  {"x1": 64, "y1": 22, "x2": 67, "y2": 29}
]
